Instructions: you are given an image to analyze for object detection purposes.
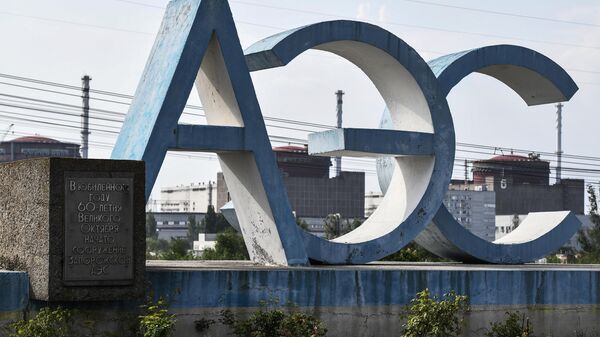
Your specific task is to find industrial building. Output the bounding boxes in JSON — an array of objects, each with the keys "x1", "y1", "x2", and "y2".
[
  {"x1": 449, "y1": 153, "x2": 584, "y2": 243},
  {"x1": 217, "y1": 145, "x2": 365, "y2": 233},
  {"x1": 0, "y1": 136, "x2": 80, "y2": 162},
  {"x1": 151, "y1": 212, "x2": 207, "y2": 241},
  {"x1": 160, "y1": 181, "x2": 216, "y2": 213},
  {"x1": 472, "y1": 154, "x2": 584, "y2": 215}
]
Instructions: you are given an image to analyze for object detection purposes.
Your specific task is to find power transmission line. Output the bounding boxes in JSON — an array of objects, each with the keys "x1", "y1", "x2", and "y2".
[
  {"x1": 402, "y1": 0, "x2": 600, "y2": 29},
  {"x1": 229, "y1": 0, "x2": 600, "y2": 51},
  {"x1": 3, "y1": 72, "x2": 600, "y2": 185}
]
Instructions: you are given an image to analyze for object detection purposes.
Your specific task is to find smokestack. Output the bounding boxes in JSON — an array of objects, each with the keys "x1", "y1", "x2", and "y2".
[
  {"x1": 335, "y1": 90, "x2": 344, "y2": 177},
  {"x1": 556, "y1": 103, "x2": 563, "y2": 184},
  {"x1": 81, "y1": 75, "x2": 91, "y2": 159}
]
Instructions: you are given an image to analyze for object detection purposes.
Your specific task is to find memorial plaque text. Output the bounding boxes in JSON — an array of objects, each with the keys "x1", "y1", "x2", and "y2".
[{"x1": 64, "y1": 175, "x2": 134, "y2": 285}]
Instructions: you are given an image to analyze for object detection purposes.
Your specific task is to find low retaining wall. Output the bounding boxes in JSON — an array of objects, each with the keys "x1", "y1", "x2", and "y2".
[
  {"x1": 2, "y1": 262, "x2": 600, "y2": 336},
  {"x1": 0, "y1": 271, "x2": 28, "y2": 325},
  {"x1": 146, "y1": 261, "x2": 600, "y2": 336}
]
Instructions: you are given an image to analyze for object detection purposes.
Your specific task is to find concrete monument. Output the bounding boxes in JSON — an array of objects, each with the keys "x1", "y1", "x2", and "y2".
[
  {"x1": 112, "y1": 0, "x2": 580, "y2": 265},
  {"x1": 0, "y1": 158, "x2": 145, "y2": 301}
]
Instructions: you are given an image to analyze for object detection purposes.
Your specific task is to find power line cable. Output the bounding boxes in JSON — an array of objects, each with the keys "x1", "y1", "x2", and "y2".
[
  {"x1": 402, "y1": 0, "x2": 600, "y2": 29},
  {"x1": 229, "y1": 0, "x2": 600, "y2": 51}
]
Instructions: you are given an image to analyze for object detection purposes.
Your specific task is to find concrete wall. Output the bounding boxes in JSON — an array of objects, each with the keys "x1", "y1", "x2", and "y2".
[
  {"x1": 0, "y1": 271, "x2": 28, "y2": 326},
  {"x1": 144, "y1": 262, "x2": 600, "y2": 336},
  {"x1": 3, "y1": 263, "x2": 600, "y2": 336}
]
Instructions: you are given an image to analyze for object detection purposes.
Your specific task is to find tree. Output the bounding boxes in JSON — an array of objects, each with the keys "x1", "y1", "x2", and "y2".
[
  {"x1": 146, "y1": 237, "x2": 170, "y2": 259},
  {"x1": 323, "y1": 214, "x2": 342, "y2": 239},
  {"x1": 162, "y1": 238, "x2": 192, "y2": 260},
  {"x1": 511, "y1": 214, "x2": 520, "y2": 231},
  {"x1": 202, "y1": 229, "x2": 249, "y2": 260},
  {"x1": 187, "y1": 215, "x2": 202, "y2": 243},
  {"x1": 203, "y1": 205, "x2": 218, "y2": 233},
  {"x1": 485, "y1": 311, "x2": 536, "y2": 337},
  {"x1": 215, "y1": 213, "x2": 231, "y2": 233},
  {"x1": 349, "y1": 218, "x2": 362, "y2": 231},
  {"x1": 577, "y1": 185, "x2": 600, "y2": 263},
  {"x1": 146, "y1": 213, "x2": 158, "y2": 239},
  {"x1": 324, "y1": 215, "x2": 363, "y2": 239},
  {"x1": 296, "y1": 218, "x2": 309, "y2": 231}
]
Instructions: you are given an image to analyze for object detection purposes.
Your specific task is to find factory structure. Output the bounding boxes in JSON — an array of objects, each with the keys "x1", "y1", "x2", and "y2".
[
  {"x1": 472, "y1": 154, "x2": 583, "y2": 216},
  {"x1": 444, "y1": 152, "x2": 585, "y2": 245},
  {"x1": 159, "y1": 181, "x2": 216, "y2": 213},
  {"x1": 0, "y1": 135, "x2": 80, "y2": 162}
]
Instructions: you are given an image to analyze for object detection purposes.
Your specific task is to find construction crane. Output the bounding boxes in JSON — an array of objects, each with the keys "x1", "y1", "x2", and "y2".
[{"x1": 0, "y1": 123, "x2": 14, "y2": 142}]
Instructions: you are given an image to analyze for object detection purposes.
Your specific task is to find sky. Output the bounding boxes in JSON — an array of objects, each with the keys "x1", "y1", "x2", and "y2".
[{"x1": 0, "y1": 0, "x2": 599, "y2": 202}]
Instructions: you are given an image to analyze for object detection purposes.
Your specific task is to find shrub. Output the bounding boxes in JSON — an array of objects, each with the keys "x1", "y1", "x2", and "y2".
[
  {"x1": 401, "y1": 288, "x2": 469, "y2": 337},
  {"x1": 485, "y1": 311, "x2": 535, "y2": 337},
  {"x1": 138, "y1": 297, "x2": 176, "y2": 337},
  {"x1": 202, "y1": 229, "x2": 249, "y2": 260},
  {"x1": 10, "y1": 306, "x2": 73, "y2": 337},
  {"x1": 194, "y1": 317, "x2": 215, "y2": 333},
  {"x1": 221, "y1": 308, "x2": 327, "y2": 337}
]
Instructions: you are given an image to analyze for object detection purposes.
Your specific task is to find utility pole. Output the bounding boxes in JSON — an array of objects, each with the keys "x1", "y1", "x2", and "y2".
[
  {"x1": 81, "y1": 75, "x2": 91, "y2": 159},
  {"x1": 464, "y1": 159, "x2": 468, "y2": 188},
  {"x1": 335, "y1": 90, "x2": 344, "y2": 177},
  {"x1": 556, "y1": 103, "x2": 563, "y2": 184}
]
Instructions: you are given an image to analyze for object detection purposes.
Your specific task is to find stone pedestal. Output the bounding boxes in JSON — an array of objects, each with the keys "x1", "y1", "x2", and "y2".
[{"x1": 0, "y1": 158, "x2": 145, "y2": 301}]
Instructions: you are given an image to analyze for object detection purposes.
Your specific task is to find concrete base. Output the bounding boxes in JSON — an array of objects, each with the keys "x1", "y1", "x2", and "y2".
[
  {"x1": 146, "y1": 261, "x2": 600, "y2": 337},
  {"x1": 2, "y1": 262, "x2": 600, "y2": 336}
]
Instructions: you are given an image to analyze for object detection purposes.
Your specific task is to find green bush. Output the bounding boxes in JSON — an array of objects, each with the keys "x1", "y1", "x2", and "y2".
[
  {"x1": 221, "y1": 308, "x2": 327, "y2": 337},
  {"x1": 202, "y1": 229, "x2": 249, "y2": 260},
  {"x1": 485, "y1": 311, "x2": 535, "y2": 337},
  {"x1": 138, "y1": 297, "x2": 176, "y2": 337},
  {"x1": 10, "y1": 306, "x2": 73, "y2": 337},
  {"x1": 382, "y1": 242, "x2": 445, "y2": 262},
  {"x1": 401, "y1": 288, "x2": 469, "y2": 337}
]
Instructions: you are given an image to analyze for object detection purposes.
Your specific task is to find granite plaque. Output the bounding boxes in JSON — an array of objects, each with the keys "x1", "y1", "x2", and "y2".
[{"x1": 64, "y1": 175, "x2": 134, "y2": 285}]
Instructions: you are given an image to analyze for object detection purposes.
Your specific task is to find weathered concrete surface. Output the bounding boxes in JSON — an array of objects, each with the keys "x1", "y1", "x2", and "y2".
[
  {"x1": 0, "y1": 158, "x2": 145, "y2": 301},
  {"x1": 0, "y1": 271, "x2": 28, "y2": 328},
  {"x1": 145, "y1": 261, "x2": 600, "y2": 336},
  {"x1": 2, "y1": 263, "x2": 600, "y2": 336}
]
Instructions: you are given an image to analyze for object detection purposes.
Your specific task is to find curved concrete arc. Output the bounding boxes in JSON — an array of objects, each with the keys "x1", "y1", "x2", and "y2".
[
  {"x1": 428, "y1": 44, "x2": 579, "y2": 105},
  {"x1": 378, "y1": 45, "x2": 581, "y2": 263},
  {"x1": 245, "y1": 20, "x2": 455, "y2": 264}
]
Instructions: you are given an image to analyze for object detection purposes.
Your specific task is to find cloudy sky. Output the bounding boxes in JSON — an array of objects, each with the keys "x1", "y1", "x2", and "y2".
[{"x1": 0, "y1": 0, "x2": 598, "y2": 201}]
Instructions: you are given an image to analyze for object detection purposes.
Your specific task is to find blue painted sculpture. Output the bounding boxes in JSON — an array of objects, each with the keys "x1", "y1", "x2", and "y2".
[{"x1": 112, "y1": 0, "x2": 580, "y2": 265}]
